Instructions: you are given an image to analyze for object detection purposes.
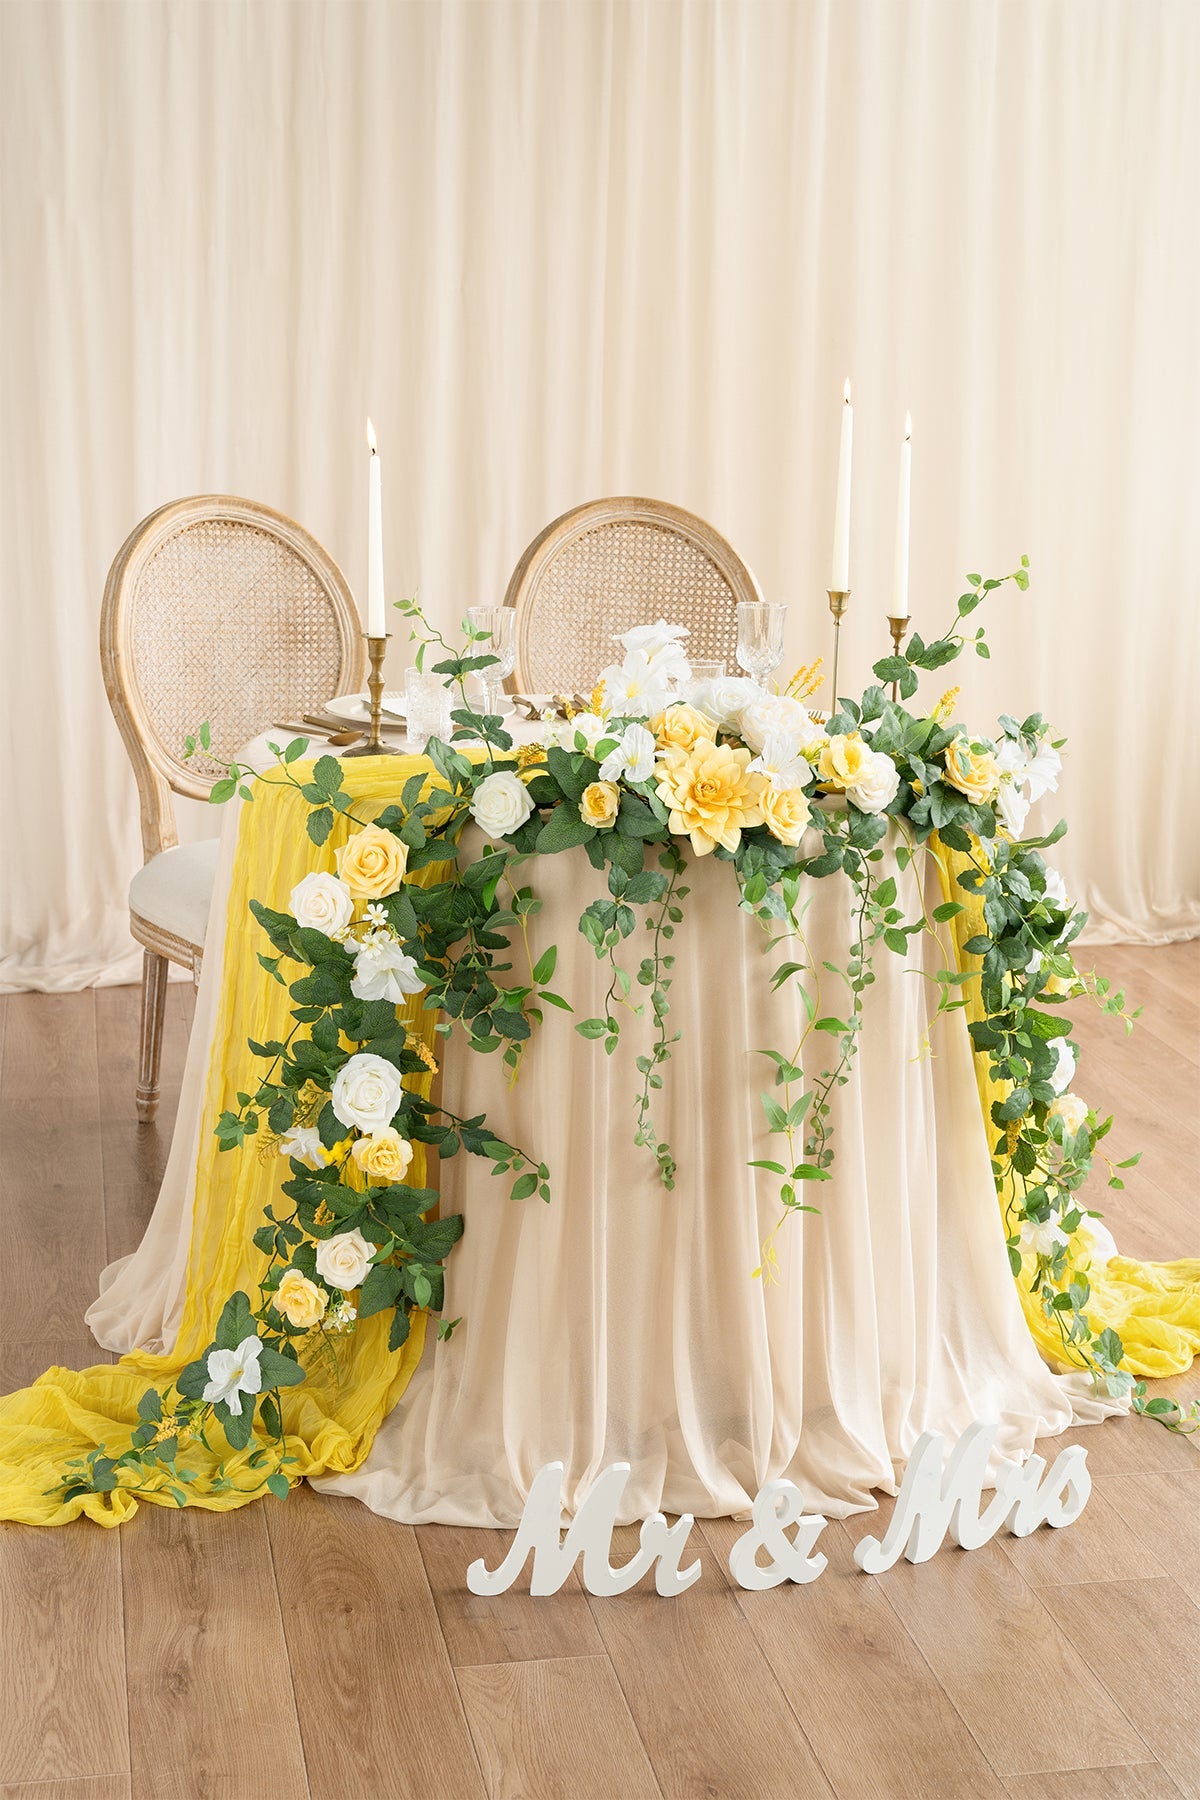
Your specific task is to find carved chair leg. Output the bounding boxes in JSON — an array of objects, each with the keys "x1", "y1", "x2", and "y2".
[{"x1": 136, "y1": 950, "x2": 169, "y2": 1123}]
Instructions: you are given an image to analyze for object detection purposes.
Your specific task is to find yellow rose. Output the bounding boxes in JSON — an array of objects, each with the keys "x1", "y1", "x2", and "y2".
[
  {"x1": 654, "y1": 740, "x2": 764, "y2": 855},
  {"x1": 942, "y1": 736, "x2": 1000, "y2": 804},
  {"x1": 336, "y1": 823, "x2": 409, "y2": 900},
  {"x1": 350, "y1": 1126, "x2": 414, "y2": 1185},
  {"x1": 275, "y1": 1268, "x2": 328, "y2": 1330},
  {"x1": 651, "y1": 702, "x2": 718, "y2": 753},
  {"x1": 579, "y1": 781, "x2": 620, "y2": 829},
  {"x1": 817, "y1": 731, "x2": 872, "y2": 790},
  {"x1": 760, "y1": 785, "x2": 813, "y2": 847}
]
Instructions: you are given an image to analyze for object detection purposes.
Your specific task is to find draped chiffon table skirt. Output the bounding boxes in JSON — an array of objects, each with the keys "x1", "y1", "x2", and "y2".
[{"x1": 89, "y1": 789, "x2": 1119, "y2": 1529}]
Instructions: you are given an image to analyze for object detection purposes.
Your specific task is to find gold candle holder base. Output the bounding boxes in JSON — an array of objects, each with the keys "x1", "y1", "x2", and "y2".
[
  {"x1": 342, "y1": 633, "x2": 401, "y2": 755},
  {"x1": 827, "y1": 589, "x2": 850, "y2": 711},
  {"x1": 886, "y1": 613, "x2": 911, "y2": 702}
]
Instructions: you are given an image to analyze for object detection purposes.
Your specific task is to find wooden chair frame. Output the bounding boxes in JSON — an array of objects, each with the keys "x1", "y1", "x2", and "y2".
[
  {"x1": 100, "y1": 495, "x2": 364, "y2": 1120},
  {"x1": 501, "y1": 496, "x2": 765, "y2": 694}
]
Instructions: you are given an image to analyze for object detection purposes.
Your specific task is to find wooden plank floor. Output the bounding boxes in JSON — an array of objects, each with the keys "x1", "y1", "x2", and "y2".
[{"x1": 0, "y1": 945, "x2": 1197, "y2": 1800}]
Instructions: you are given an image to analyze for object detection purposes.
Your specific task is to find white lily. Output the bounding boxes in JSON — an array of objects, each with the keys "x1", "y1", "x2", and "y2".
[
  {"x1": 747, "y1": 729, "x2": 813, "y2": 791},
  {"x1": 277, "y1": 1125, "x2": 328, "y2": 1170},
  {"x1": 201, "y1": 1336, "x2": 264, "y2": 1415},
  {"x1": 595, "y1": 652, "x2": 675, "y2": 719},
  {"x1": 598, "y1": 722, "x2": 657, "y2": 784},
  {"x1": 351, "y1": 934, "x2": 424, "y2": 1004},
  {"x1": 1019, "y1": 1218, "x2": 1069, "y2": 1260},
  {"x1": 614, "y1": 619, "x2": 692, "y2": 685}
]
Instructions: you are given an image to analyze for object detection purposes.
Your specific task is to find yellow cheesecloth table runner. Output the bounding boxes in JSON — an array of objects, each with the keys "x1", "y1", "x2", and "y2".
[
  {"x1": 935, "y1": 842, "x2": 1200, "y2": 1380},
  {"x1": 0, "y1": 771, "x2": 1195, "y2": 1527}
]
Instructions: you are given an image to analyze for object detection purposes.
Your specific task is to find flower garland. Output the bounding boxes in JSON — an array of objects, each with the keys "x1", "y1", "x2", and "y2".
[{"x1": 55, "y1": 563, "x2": 1196, "y2": 1507}]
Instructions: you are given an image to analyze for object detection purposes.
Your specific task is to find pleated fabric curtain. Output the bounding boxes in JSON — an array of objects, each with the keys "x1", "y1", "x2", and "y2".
[{"x1": 1, "y1": 0, "x2": 1197, "y2": 989}]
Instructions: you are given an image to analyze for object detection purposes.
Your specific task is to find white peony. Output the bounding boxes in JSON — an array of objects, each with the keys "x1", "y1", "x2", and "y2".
[
  {"x1": 470, "y1": 769, "x2": 536, "y2": 839},
  {"x1": 351, "y1": 934, "x2": 424, "y2": 1004},
  {"x1": 739, "y1": 693, "x2": 821, "y2": 755},
  {"x1": 1048, "y1": 1038, "x2": 1077, "y2": 1095},
  {"x1": 314, "y1": 1227, "x2": 375, "y2": 1292},
  {"x1": 1047, "y1": 1091, "x2": 1089, "y2": 1139},
  {"x1": 331, "y1": 1052, "x2": 404, "y2": 1133},
  {"x1": 848, "y1": 748, "x2": 900, "y2": 815},
  {"x1": 598, "y1": 722, "x2": 657, "y2": 784},
  {"x1": 201, "y1": 1336, "x2": 263, "y2": 1415},
  {"x1": 1019, "y1": 1218, "x2": 1069, "y2": 1260},
  {"x1": 686, "y1": 675, "x2": 762, "y2": 729},
  {"x1": 278, "y1": 1125, "x2": 328, "y2": 1170},
  {"x1": 747, "y1": 729, "x2": 814, "y2": 792},
  {"x1": 289, "y1": 871, "x2": 355, "y2": 937}
]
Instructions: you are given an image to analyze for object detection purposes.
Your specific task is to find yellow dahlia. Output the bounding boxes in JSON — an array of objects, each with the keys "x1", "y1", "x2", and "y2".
[{"x1": 654, "y1": 740, "x2": 764, "y2": 855}]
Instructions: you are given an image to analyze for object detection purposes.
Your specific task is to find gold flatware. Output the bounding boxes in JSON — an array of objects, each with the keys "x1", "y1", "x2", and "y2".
[{"x1": 276, "y1": 719, "x2": 363, "y2": 747}]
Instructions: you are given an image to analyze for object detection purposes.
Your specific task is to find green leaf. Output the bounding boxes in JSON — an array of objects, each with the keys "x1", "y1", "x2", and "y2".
[
  {"x1": 510, "y1": 1171, "x2": 539, "y2": 1200},
  {"x1": 213, "y1": 1291, "x2": 256, "y2": 1352},
  {"x1": 358, "y1": 1262, "x2": 405, "y2": 1318},
  {"x1": 536, "y1": 807, "x2": 596, "y2": 853},
  {"x1": 266, "y1": 1470, "x2": 291, "y2": 1500},
  {"x1": 532, "y1": 944, "x2": 557, "y2": 985}
]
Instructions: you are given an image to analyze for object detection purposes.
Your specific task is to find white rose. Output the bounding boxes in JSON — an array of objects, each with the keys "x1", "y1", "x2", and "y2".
[
  {"x1": 1019, "y1": 1218, "x2": 1069, "y2": 1259},
  {"x1": 351, "y1": 934, "x2": 424, "y2": 1004},
  {"x1": 289, "y1": 871, "x2": 355, "y2": 937},
  {"x1": 687, "y1": 675, "x2": 762, "y2": 729},
  {"x1": 277, "y1": 1124, "x2": 328, "y2": 1170},
  {"x1": 315, "y1": 1227, "x2": 375, "y2": 1292},
  {"x1": 598, "y1": 722, "x2": 657, "y2": 784},
  {"x1": 738, "y1": 693, "x2": 820, "y2": 755},
  {"x1": 331, "y1": 1052, "x2": 404, "y2": 1133},
  {"x1": 846, "y1": 748, "x2": 900, "y2": 815},
  {"x1": 1047, "y1": 1091, "x2": 1089, "y2": 1139},
  {"x1": 1047, "y1": 1038, "x2": 1077, "y2": 1095},
  {"x1": 470, "y1": 769, "x2": 536, "y2": 839}
]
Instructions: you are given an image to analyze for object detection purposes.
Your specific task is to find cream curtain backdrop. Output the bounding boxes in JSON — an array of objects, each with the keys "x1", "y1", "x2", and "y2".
[{"x1": 1, "y1": 0, "x2": 1197, "y2": 990}]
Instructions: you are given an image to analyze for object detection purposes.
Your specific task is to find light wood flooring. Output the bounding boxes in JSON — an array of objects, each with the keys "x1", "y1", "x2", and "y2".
[{"x1": 0, "y1": 943, "x2": 1197, "y2": 1800}]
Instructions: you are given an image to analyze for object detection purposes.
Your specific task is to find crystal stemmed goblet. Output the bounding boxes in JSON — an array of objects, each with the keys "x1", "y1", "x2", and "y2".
[
  {"x1": 466, "y1": 606, "x2": 516, "y2": 717},
  {"x1": 736, "y1": 602, "x2": 788, "y2": 688}
]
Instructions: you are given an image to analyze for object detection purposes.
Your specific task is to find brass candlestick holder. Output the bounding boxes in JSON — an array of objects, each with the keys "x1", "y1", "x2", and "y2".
[
  {"x1": 886, "y1": 613, "x2": 911, "y2": 701},
  {"x1": 343, "y1": 633, "x2": 401, "y2": 756},
  {"x1": 827, "y1": 589, "x2": 850, "y2": 711}
]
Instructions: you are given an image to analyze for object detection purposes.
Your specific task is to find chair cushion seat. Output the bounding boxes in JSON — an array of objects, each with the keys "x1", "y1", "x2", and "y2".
[{"x1": 129, "y1": 838, "x2": 220, "y2": 951}]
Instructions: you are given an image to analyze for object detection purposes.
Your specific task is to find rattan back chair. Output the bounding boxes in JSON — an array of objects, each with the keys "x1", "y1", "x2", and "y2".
[
  {"x1": 100, "y1": 494, "x2": 364, "y2": 1120},
  {"x1": 502, "y1": 497, "x2": 764, "y2": 695}
]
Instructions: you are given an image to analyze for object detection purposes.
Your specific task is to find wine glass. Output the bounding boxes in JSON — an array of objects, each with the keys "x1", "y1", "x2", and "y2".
[
  {"x1": 466, "y1": 606, "x2": 516, "y2": 716},
  {"x1": 736, "y1": 602, "x2": 788, "y2": 688}
]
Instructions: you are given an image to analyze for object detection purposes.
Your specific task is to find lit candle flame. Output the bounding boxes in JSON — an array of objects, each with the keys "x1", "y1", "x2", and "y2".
[{"x1": 366, "y1": 417, "x2": 377, "y2": 454}]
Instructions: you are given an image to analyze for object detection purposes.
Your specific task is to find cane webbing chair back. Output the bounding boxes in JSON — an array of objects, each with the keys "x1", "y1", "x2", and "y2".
[
  {"x1": 503, "y1": 497, "x2": 764, "y2": 696},
  {"x1": 101, "y1": 495, "x2": 364, "y2": 858}
]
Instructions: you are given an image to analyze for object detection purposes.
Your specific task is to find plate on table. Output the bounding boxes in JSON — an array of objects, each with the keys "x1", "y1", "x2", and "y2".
[{"x1": 324, "y1": 690, "x2": 407, "y2": 725}]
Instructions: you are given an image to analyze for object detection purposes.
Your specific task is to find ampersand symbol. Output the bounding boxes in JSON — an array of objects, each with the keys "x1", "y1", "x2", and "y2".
[{"x1": 728, "y1": 1479, "x2": 829, "y2": 1591}]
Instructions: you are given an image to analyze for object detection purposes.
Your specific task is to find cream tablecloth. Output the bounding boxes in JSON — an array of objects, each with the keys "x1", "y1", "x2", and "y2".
[{"x1": 87, "y1": 730, "x2": 1119, "y2": 1526}]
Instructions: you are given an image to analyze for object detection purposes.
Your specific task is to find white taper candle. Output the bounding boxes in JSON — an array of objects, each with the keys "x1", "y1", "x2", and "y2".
[
  {"x1": 366, "y1": 417, "x2": 385, "y2": 637},
  {"x1": 892, "y1": 412, "x2": 912, "y2": 617},
  {"x1": 831, "y1": 379, "x2": 852, "y2": 592}
]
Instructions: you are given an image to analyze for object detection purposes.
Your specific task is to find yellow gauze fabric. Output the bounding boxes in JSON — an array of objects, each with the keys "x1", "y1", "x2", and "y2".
[
  {"x1": 933, "y1": 836, "x2": 1200, "y2": 1379},
  {"x1": 0, "y1": 758, "x2": 439, "y2": 1525}
]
